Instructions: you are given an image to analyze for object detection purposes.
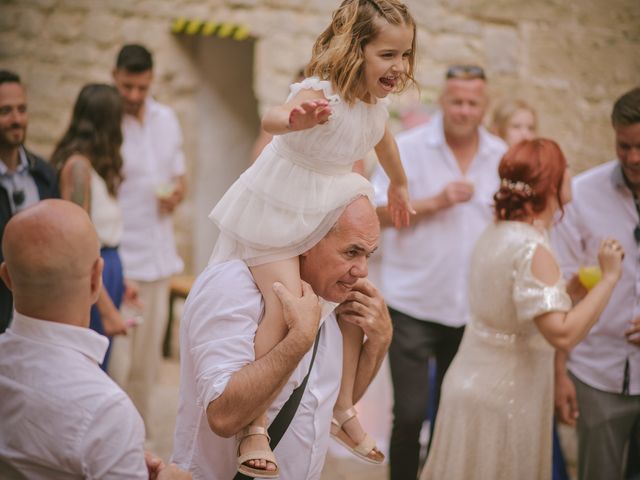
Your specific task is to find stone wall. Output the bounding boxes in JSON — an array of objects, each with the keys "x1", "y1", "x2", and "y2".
[{"x1": 1, "y1": 0, "x2": 638, "y2": 272}]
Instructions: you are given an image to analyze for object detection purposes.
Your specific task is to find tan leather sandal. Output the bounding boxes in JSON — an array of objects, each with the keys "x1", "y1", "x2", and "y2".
[
  {"x1": 330, "y1": 407, "x2": 385, "y2": 464},
  {"x1": 236, "y1": 425, "x2": 280, "y2": 478}
]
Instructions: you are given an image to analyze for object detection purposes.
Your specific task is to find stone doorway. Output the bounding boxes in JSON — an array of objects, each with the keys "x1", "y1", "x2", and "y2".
[{"x1": 182, "y1": 34, "x2": 260, "y2": 272}]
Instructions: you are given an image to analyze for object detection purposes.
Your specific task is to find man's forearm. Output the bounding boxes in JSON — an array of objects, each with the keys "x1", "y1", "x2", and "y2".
[
  {"x1": 206, "y1": 330, "x2": 313, "y2": 437},
  {"x1": 554, "y1": 349, "x2": 569, "y2": 376},
  {"x1": 352, "y1": 338, "x2": 389, "y2": 404}
]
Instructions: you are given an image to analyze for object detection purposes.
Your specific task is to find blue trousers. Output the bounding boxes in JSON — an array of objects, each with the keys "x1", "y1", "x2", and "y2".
[{"x1": 89, "y1": 247, "x2": 124, "y2": 371}]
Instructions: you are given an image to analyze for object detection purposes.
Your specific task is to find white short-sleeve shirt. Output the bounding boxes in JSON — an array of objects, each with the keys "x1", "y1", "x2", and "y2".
[
  {"x1": 172, "y1": 260, "x2": 343, "y2": 480},
  {"x1": 118, "y1": 97, "x2": 185, "y2": 281},
  {"x1": 371, "y1": 112, "x2": 507, "y2": 327},
  {"x1": 0, "y1": 313, "x2": 147, "y2": 479}
]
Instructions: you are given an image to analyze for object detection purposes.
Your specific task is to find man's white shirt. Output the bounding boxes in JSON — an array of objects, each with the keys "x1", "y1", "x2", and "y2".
[
  {"x1": 0, "y1": 313, "x2": 147, "y2": 479},
  {"x1": 371, "y1": 112, "x2": 507, "y2": 327},
  {"x1": 552, "y1": 161, "x2": 640, "y2": 395},
  {"x1": 172, "y1": 260, "x2": 343, "y2": 480},
  {"x1": 119, "y1": 96, "x2": 185, "y2": 281}
]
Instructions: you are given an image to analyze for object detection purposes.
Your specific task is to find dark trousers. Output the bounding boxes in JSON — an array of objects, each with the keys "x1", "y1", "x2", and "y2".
[
  {"x1": 571, "y1": 373, "x2": 640, "y2": 480},
  {"x1": 387, "y1": 307, "x2": 464, "y2": 480}
]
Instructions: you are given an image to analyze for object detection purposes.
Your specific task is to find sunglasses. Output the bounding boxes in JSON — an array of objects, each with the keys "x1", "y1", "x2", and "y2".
[{"x1": 446, "y1": 65, "x2": 486, "y2": 80}]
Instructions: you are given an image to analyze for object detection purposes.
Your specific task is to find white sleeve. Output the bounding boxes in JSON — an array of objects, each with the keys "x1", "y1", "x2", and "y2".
[
  {"x1": 286, "y1": 77, "x2": 337, "y2": 104},
  {"x1": 182, "y1": 264, "x2": 260, "y2": 409},
  {"x1": 81, "y1": 392, "x2": 147, "y2": 480}
]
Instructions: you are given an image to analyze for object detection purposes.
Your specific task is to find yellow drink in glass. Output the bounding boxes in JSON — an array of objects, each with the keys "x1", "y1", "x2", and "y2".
[{"x1": 578, "y1": 266, "x2": 602, "y2": 290}]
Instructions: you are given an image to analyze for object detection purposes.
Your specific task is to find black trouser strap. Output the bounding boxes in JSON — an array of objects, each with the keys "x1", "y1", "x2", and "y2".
[{"x1": 234, "y1": 327, "x2": 322, "y2": 480}]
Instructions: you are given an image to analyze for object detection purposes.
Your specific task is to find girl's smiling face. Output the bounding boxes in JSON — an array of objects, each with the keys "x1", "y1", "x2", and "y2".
[{"x1": 361, "y1": 20, "x2": 414, "y2": 102}]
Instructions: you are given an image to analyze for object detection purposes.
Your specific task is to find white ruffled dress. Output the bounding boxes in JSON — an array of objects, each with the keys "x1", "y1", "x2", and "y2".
[{"x1": 209, "y1": 77, "x2": 387, "y2": 266}]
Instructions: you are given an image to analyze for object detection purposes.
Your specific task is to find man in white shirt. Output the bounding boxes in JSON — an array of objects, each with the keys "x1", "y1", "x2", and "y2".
[
  {"x1": 0, "y1": 199, "x2": 189, "y2": 480},
  {"x1": 112, "y1": 44, "x2": 186, "y2": 427},
  {"x1": 371, "y1": 65, "x2": 507, "y2": 480},
  {"x1": 172, "y1": 196, "x2": 393, "y2": 480},
  {"x1": 552, "y1": 87, "x2": 640, "y2": 479}
]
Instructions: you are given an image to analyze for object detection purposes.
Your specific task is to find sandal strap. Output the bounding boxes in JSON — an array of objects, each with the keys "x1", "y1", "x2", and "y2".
[
  {"x1": 237, "y1": 449, "x2": 278, "y2": 467},
  {"x1": 332, "y1": 407, "x2": 358, "y2": 429},
  {"x1": 353, "y1": 432, "x2": 377, "y2": 457},
  {"x1": 238, "y1": 425, "x2": 271, "y2": 442}
]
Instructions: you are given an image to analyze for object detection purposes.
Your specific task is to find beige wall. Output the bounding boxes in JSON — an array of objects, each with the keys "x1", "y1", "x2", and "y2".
[{"x1": 2, "y1": 0, "x2": 638, "y2": 272}]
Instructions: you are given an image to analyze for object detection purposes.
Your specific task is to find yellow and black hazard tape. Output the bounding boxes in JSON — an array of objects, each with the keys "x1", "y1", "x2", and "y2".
[{"x1": 171, "y1": 18, "x2": 251, "y2": 41}]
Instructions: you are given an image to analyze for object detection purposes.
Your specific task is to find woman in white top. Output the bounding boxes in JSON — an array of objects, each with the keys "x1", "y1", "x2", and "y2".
[{"x1": 52, "y1": 84, "x2": 128, "y2": 371}]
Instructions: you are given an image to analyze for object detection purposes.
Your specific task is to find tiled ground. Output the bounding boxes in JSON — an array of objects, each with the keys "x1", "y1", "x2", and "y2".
[
  {"x1": 145, "y1": 300, "x2": 576, "y2": 480},
  {"x1": 148, "y1": 355, "x2": 388, "y2": 480}
]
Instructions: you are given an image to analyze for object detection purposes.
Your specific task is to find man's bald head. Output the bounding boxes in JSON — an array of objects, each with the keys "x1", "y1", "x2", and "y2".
[
  {"x1": 300, "y1": 196, "x2": 380, "y2": 303},
  {"x1": 1, "y1": 199, "x2": 103, "y2": 322}
]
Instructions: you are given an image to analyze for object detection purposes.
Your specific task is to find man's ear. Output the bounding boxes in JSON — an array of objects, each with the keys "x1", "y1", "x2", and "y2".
[
  {"x1": 90, "y1": 257, "x2": 104, "y2": 301},
  {"x1": 0, "y1": 262, "x2": 12, "y2": 291}
]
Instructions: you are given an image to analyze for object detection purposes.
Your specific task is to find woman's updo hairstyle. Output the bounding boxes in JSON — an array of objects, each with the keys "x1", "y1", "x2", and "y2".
[{"x1": 494, "y1": 138, "x2": 567, "y2": 221}]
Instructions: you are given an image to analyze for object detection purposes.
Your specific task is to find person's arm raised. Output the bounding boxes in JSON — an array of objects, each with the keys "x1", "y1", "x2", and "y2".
[
  {"x1": 534, "y1": 238, "x2": 624, "y2": 352},
  {"x1": 206, "y1": 281, "x2": 321, "y2": 437},
  {"x1": 262, "y1": 88, "x2": 330, "y2": 135}
]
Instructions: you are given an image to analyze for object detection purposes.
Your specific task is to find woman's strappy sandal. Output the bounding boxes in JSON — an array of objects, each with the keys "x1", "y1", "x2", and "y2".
[
  {"x1": 330, "y1": 407, "x2": 385, "y2": 464},
  {"x1": 236, "y1": 425, "x2": 280, "y2": 478}
]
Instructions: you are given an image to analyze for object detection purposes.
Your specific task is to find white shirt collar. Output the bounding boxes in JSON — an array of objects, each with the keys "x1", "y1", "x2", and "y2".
[
  {"x1": 9, "y1": 312, "x2": 109, "y2": 364},
  {"x1": 124, "y1": 96, "x2": 161, "y2": 126},
  {"x1": 0, "y1": 146, "x2": 29, "y2": 176},
  {"x1": 425, "y1": 110, "x2": 498, "y2": 158}
]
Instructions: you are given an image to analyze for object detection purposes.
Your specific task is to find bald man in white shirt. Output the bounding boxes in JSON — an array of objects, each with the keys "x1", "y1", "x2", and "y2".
[
  {"x1": 552, "y1": 87, "x2": 640, "y2": 480},
  {"x1": 0, "y1": 200, "x2": 189, "y2": 480},
  {"x1": 172, "y1": 196, "x2": 393, "y2": 480}
]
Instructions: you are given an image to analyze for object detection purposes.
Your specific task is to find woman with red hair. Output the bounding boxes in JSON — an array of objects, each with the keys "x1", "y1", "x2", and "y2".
[{"x1": 421, "y1": 139, "x2": 625, "y2": 479}]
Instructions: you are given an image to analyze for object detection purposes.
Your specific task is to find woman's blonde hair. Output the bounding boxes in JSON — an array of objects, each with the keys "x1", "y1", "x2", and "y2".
[
  {"x1": 305, "y1": 0, "x2": 417, "y2": 104},
  {"x1": 490, "y1": 98, "x2": 537, "y2": 140}
]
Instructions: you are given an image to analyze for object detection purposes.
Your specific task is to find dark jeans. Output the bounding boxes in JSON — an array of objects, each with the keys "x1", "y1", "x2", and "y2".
[{"x1": 387, "y1": 307, "x2": 464, "y2": 480}]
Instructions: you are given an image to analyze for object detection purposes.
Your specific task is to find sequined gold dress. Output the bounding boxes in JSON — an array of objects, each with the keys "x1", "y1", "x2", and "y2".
[{"x1": 420, "y1": 221, "x2": 571, "y2": 480}]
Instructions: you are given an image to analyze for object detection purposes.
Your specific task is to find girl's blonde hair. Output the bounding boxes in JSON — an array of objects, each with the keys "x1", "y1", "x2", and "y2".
[
  {"x1": 491, "y1": 98, "x2": 538, "y2": 139},
  {"x1": 306, "y1": 0, "x2": 417, "y2": 104}
]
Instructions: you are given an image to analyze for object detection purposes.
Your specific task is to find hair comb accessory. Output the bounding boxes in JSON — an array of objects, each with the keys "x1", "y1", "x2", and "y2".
[{"x1": 501, "y1": 178, "x2": 533, "y2": 197}]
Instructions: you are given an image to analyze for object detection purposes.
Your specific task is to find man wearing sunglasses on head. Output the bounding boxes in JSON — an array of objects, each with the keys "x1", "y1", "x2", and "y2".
[
  {"x1": 371, "y1": 64, "x2": 507, "y2": 480},
  {"x1": 0, "y1": 70, "x2": 58, "y2": 333},
  {"x1": 552, "y1": 87, "x2": 640, "y2": 480}
]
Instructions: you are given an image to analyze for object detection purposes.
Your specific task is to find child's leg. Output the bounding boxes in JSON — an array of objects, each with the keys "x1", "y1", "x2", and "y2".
[
  {"x1": 251, "y1": 257, "x2": 301, "y2": 356},
  {"x1": 238, "y1": 258, "x2": 301, "y2": 473},
  {"x1": 333, "y1": 318, "x2": 384, "y2": 462}
]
